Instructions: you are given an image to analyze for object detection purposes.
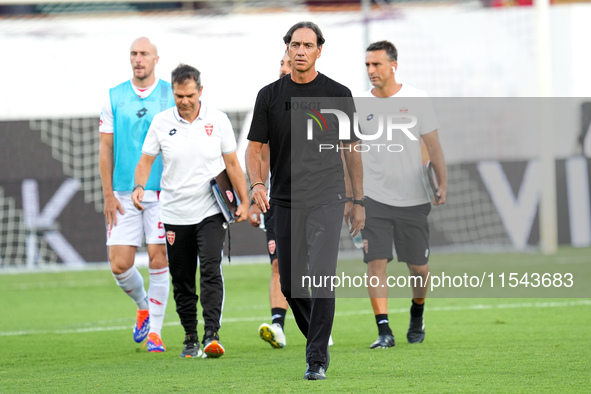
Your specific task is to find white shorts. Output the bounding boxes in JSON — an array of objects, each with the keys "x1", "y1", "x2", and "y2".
[{"x1": 106, "y1": 192, "x2": 166, "y2": 247}]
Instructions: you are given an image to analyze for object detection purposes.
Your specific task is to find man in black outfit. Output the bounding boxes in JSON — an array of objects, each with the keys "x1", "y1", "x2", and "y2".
[{"x1": 245, "y1": 21, "x2": 365, "y2": 380}]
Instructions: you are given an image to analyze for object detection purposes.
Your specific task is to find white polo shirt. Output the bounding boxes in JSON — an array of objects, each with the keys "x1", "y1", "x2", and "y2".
[
  {"x1": 142, "y1": 103, "x2": 237, "y2": 225},
  {"x1": 355, "y1": 84, "x2": 439, "y2": 207}
]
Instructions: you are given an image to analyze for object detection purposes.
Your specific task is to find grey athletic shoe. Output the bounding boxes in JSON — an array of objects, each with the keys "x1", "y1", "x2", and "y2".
[
  {"x1": 370, "y1": 334, "x2": 396, "y2": 349},
  {"x1": 180, "y1": 334, "x2": 203, "y2": 358}
]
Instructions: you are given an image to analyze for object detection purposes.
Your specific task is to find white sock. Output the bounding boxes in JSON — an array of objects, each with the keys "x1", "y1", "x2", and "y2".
[
  {"x1": 113, "y1": 267, "x2": 149, "y2": 310},
  {"x1": 147, "y1": 267, "x2": 170, "y2": 336}
]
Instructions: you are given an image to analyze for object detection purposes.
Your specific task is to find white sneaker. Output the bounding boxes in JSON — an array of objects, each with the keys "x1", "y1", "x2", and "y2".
[
  {"x1": 258, "y1": 322, "x2": 286, "y2": 348},
  {"x1": 328, "y1": 335, "x2": 334, "y2": 346}
]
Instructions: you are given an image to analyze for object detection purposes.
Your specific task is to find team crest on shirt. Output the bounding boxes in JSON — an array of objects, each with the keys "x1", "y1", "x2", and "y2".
[
  {"x1": 166, "y1": 231, "x2": 175, "y2": 245},
  {"x1": 268, "y1": 240, "x2": 276, "y2": 255},
  {"x1": 205, "y1": 123, "x2": 214, "y2": 136},
  {"x1": 226, "y1": 190, "x2": 234, "y2": 203}
]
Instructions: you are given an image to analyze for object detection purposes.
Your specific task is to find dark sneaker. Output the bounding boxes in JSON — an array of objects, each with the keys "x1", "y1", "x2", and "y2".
[
  {"x1": 203, "y1": 331, "x2": 225, "y2": 358},
  {"x1": 407, "y1": 315, "x2": 425, "y2": 344},
  {"x1": 180, "y1": 334, "x2": 202, "y2": 358},
  {"x1": 370, "y1": 334, "x2": 396, "y2": 349},
  {"x1": 304, "y1": 363, "x2": 326, "y2": 380}
]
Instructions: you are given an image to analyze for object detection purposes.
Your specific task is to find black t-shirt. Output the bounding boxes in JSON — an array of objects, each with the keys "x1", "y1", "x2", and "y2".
[{"x1": 248, "y1": 73, "x2": 358, "y2": 208}]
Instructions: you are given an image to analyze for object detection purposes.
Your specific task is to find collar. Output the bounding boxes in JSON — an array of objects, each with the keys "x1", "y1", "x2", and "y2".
[
  {"x1": 130, "y1": 78, "x2": 159, "y2": 99},
  {"x1": 173, "y1": 101, "x2": 207, "y2": 124},
  {"x1": 369, "y1": 83, "x2": 404, "y2": 98}
]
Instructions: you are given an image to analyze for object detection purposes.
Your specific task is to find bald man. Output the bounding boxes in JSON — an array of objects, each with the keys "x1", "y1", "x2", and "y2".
[{"x1": 99, "y1": 37, "x2": 175, "y2": 353}]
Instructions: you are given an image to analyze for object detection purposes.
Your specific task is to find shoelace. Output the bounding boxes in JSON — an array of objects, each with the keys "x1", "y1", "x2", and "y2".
[{"x1": 142, "y1": 334, "x2": 166, "y2": 350}]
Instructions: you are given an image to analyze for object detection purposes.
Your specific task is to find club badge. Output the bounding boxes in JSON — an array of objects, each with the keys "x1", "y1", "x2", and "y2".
[
  {"x1": 166, "y1": 230, "x2": 175, "y2": 245},
  {"x1": 268, "y1": 240, "x2": 276, "y2": 255}
]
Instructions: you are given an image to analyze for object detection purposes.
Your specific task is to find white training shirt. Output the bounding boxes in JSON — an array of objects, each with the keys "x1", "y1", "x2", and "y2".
[
  {"x1": 142, "y1": 103, "x2": 237, "y2": 225},
  {"x1": 355, "y1": 84, "x2": 439, "y2": 207}
]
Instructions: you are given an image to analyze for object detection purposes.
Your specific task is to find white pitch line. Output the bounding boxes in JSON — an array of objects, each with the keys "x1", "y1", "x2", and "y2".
[
  {"x1": 1, "y1": 300, "x2": 589, "y2": 337},
  {"x1": 2, "y1": 279, "x2": 112, "y2": 291}
]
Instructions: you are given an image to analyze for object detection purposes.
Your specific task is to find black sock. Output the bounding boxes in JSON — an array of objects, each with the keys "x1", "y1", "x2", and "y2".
[
  {"x1": 375, "y1": 314, "x2": 393, "y2": 336},
  {"x1": 271, "y1": 308, "x2": 287, "y2": 329},
  {"x1": 411, "y1": 300, "x2": 424, "y2": 318}
]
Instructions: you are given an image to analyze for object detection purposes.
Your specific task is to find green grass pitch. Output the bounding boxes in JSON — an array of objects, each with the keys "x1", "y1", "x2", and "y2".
[{"x1": 1, "y1": 247, "x2": 590, "y2": 392}]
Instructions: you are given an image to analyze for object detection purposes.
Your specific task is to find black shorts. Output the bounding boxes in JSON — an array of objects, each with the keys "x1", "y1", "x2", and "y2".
[
  {"x1": 264, "y1": 204, "x2": 277, "y2": 263},
  {"x1": 362, "y1": 197, "x2": 431, "y2": 266}
]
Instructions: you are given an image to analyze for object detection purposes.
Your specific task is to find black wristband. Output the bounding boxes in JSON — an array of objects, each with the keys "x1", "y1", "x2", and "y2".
[
  {"x1": 353, "y1": 196, "x2": 368, "y2": 207},
  {"x1": 250, "y1": 181, "x2": 265, "y2": 191},
  {"x1": 132, "y1": 184, "x2": 144, "y2": 192}
]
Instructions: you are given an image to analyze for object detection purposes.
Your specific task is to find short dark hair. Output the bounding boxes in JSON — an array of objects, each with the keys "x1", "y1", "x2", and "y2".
[
  {"x1": 171, "y1": 63, "x2": 201, "y2": 88},
  {"x1": 366, "y1": 40, "x2": 398, "y2": 62},
  {"x1": 283, "y1": 21, "x2": 325, "y2": 47}
]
